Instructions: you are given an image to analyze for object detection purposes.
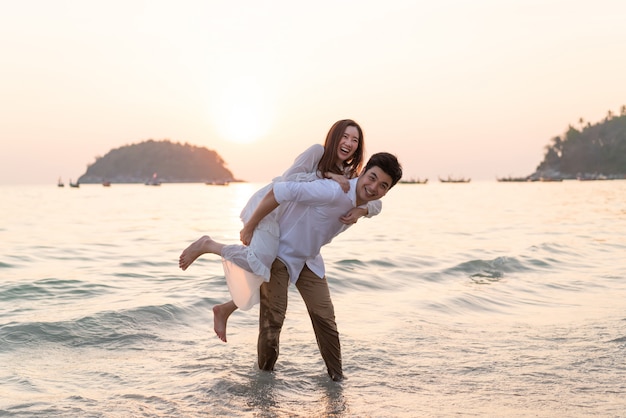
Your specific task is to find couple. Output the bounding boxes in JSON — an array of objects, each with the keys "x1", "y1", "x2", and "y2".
[{"x1": 179, "y1": 119, "x2": 402, "y2": 381}]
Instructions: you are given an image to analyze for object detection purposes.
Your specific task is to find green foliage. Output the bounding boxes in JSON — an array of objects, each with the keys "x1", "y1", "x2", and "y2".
[
  {"x1": 78, "y1": 140, "x2": 235, "y2": 183},
  {"x1": 536, "y1": 111, "x2": 626, "y2": 175}
]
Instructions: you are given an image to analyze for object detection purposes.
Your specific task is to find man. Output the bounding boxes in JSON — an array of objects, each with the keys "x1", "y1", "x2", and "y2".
[{"x1": 241, "y1": 152, "x2": 402, "y2": 381}]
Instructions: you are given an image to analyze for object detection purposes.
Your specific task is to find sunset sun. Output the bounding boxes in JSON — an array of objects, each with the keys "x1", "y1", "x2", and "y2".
[{"x1": 211, "y1": 77, "x2": 274, "y2": 144}]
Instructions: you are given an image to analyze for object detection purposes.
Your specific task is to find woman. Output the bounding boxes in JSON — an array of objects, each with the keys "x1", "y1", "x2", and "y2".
[{"x1": 179, "y1": 119, "x2": 382, "y2": 341}]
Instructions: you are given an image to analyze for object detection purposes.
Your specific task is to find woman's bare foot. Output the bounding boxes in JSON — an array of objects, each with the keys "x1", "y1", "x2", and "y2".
[
  {"x1": 213, "y1": 301, "x2": 238, "y2": 342},
  {"x1": 179, "y1": 235, "x2": 222, "y2": 270}
]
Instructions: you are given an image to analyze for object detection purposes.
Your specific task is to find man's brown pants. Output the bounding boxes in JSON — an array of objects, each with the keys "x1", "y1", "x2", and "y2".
[{"x1": 257, "y1": 259, "x2": 343, "y2": 381}]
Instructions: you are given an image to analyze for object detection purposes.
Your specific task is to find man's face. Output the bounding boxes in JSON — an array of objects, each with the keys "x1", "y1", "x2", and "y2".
[{"x1": 355, "y1": 166, "x2": 392, "y2": 205}]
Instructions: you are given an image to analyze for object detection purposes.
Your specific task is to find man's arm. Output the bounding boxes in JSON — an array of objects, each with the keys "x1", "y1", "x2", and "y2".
[
  {"x1": 339, "y1": 206, "x2": 368, "y2": 224},
  {"x1": 240, "y1": 187, "x2": 280, "y2": 245}
]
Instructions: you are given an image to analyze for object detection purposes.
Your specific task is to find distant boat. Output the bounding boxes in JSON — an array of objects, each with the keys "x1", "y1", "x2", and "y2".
[
  {"x1": 577, "y1": 173, "x2": 608, "y2": 181},
  {"x1": 496, "y1": 176, "x2": 529, "y2": 182},
  {"x1": 539, "y1": 177, "x2": 563, "y2": 182},
  {"x1": 399, "y1": 178, "x2": 428, "y2": 184},
  {"x1": 205, "y1": 180, "x2": 230, "y2": 186},
  {"x1": 57, "y1": 177, "x2": 64, "y2": 187},
  {"x1": 102, "y1": 181, "x2": 111, "y2": 187},
  {"x1": 69, "y1": 179, "x2": 80, "y2": 188},
  {"x1": 439, "y1": 176, "x2": 470, "y2": 183},
  {"x1": 145, "y1": 172, "x2": 161, "y2": 186}
]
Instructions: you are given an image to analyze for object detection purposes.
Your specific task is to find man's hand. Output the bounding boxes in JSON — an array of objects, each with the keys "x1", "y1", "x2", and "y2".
[{"x1": 340, "y1": 207, "x2": 368, "y2": 225}]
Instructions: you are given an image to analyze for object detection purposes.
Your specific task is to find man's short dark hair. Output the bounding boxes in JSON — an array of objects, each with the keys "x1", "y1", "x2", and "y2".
[{"x1": 364, "y1": 152, "x2": 403, "y2": 188}]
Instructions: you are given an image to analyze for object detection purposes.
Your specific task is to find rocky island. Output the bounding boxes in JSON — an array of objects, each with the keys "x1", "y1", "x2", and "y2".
[{"x1": 77, "y1": 140, "x2": 237, "y2": 184}]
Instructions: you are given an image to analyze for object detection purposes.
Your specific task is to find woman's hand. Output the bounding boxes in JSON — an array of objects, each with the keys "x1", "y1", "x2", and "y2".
[
  {"x1": 325, "y1": 172, "x2": 350, "y2": 193},
  {"x1": 340, "y1": 207, "x2": 368, "y2": 225},
  {"x1": 240, "y1": 223, "x2": 255, "y2": 246}
]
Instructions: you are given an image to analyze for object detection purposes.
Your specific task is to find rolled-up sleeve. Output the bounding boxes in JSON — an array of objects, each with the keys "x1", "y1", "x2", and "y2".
[{"x1": 364, "y1": 199, "x2": 382, "y2": 218}]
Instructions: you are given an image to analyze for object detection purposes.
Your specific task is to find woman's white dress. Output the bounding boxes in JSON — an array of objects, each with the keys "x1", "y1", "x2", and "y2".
[{"x1": 220, "y1": 144, "x2": 381, "y2": 310}]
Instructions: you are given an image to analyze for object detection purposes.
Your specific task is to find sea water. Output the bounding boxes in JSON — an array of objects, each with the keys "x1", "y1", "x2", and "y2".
[{"x1": 1, "y1": 181, "x2": 625, "y2": 417}]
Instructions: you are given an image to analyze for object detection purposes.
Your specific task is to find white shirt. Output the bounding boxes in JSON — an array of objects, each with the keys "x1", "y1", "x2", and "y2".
[{"x1": 273, "y1": 177, "x2": 358, "y2": 283}]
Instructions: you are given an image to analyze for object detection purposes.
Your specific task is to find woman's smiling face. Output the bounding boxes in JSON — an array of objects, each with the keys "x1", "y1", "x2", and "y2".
[{"x1": 335, "y1": 125, "x2": 360, "y2": 165}]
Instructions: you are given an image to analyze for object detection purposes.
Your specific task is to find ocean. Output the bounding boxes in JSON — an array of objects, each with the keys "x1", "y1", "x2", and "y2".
[{"x1": 1, "y1": 180, "x2": 625, "y2": 417}]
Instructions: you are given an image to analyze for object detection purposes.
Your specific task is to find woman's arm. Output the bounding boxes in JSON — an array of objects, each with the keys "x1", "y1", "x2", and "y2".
[
  {"x1": 324, "y1": 172, "x2": 350, "y2": 193},
  {"x1": 240, "y1": 188, "x2": 280, "y2": 245},
  {"x1": 281, "y1": 144, "x2": 324, "y2": 180}
]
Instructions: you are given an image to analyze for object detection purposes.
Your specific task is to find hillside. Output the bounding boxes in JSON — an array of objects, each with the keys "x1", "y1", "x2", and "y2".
[
  {"x1": 77, "y1": 140, "x2": 237, "y2": 184},
  {"x1": 533, "y1": 108, "x2": 626, "y2": 179}
]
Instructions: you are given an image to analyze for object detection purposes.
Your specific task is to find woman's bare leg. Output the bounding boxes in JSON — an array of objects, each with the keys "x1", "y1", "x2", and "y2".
[
  {"x1": 213, "y1": 300, "x2": 238, "y2": 342},
  {"x1": 180, "y1": 236, "x2": 240, "y2": 342},
  {"x1": 179, "y1": 235, "x2": 225, "y2": 270}
]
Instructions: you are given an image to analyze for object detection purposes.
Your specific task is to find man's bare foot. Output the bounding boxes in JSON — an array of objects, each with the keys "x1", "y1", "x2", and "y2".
[
  {"x1": 213, "y1": 301, "x2": 238, "y2": 343},
  {"x1": 179, "y1": 235, "x2": 217, "y2": 270}
]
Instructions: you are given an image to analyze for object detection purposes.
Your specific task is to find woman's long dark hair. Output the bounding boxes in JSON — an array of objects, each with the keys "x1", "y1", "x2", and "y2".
[{"x1": 317, "y1": 119, "x2": 364, "y2": 179}]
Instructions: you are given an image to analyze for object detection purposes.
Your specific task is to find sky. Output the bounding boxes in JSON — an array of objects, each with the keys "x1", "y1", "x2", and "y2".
[{"x1": 2, "y1": 0, "x2": 626, "y2": 184}]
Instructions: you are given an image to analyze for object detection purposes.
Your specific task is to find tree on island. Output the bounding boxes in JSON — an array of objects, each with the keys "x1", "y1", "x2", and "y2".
[
  {"x1": 78, "y1": 139, "x2": 237, "y2": 184},
  {"x1": 534, "y1": 106, "x2": 626, "y2": 179}
]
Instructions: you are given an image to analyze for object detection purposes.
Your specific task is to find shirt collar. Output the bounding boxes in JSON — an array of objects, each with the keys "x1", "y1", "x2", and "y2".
[{"x1": 348, "y1": 177, "x2": 358, "y2": 207}]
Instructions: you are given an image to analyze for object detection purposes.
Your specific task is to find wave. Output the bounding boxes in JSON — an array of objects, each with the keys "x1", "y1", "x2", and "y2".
[
  {"x1": 0, "y1": 278, "x2": 114, "y2": 303},
  {"x1": 444, "y1": 256, "x2": 526, "y2": 281},
  {"x1": 0, "y1": 303, "x2": 189, "y2": 351},
  {"x1": 326, "y1": 239, "x2": 611, "y2": 319},
  {"x1": 329, "y1": 252, "x2": 547, "y2": 293}
]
